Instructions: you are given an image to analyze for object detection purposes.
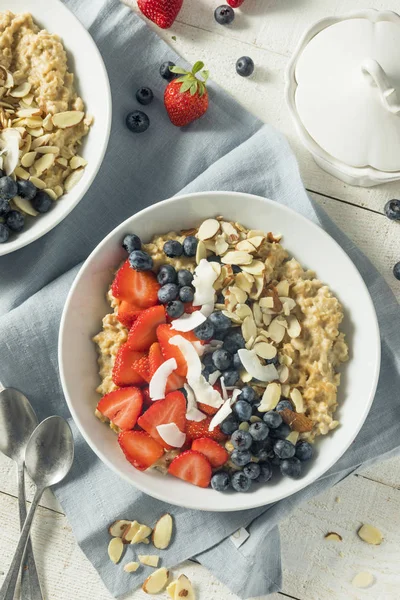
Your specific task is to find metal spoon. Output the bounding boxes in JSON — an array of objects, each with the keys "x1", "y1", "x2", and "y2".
[
  {"x1": 0, "y1": 388, "x2": 42, "y2": 600},
  {"x1": 0, "y1": 416, "x2": 74, "y2": 600}
]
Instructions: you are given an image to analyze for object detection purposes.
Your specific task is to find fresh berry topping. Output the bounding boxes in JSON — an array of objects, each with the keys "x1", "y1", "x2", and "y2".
[
  {"x1": 156, "y1": 323, "x2": 198, "y2": 377},
  {"x1": 295, "y1": 440, "x2": 313, "y2": 462},
  {"x1": 274, "y1": 439, "x2": 295, "y2": 459},
  {"x1": 0, "y1": 176, "x2": 17, "y2": 200},
  {"x1": 249, "y1": 421, "x2": 269, "y2": 441},
  {"x1": 17, "y1": 179, "x2": 37, "y2": 201},
  {"x1": 177, "y1": 269, "x2": 193, "y2": 286},
  {"x1": 243, "y1": 462, "x2": 261, "y2": 480},
  {"x1": 227, "y1": 0, "x2": 245, "y2": 6},
  {"x1": 163, "y1": 239, "x2": 183, "y2": 257},
  {"x1": 0, "y1": 223, "x2": 9, "y2": 243},
  {"x1": 207, "y1": 255, "x2": 222, "y2": 264},
  {"x1": 186, "y1": 416, "x2": 227, "y2": 443},
  {"x1": 211, "y1": 471, "x2": 230, "y2": 491},
  {"x1": 269, "y1": 422, "x2": 291, "y2": 440},
  {"x1": 263, "y1": 410, "x2": 283, "y2": 429},
  {"x1": 127, "y1": 305, "x2": 166, "y2": 351},
  {"x1": 149, "y1": 342, "x2": 185, "y2": 393},
  {"x1": 122, "y1": 233, "x2": 141, "y2": 253},
  {"x1": 138, "y1": 0, "x2": 184, "y2": 29},
  {"x1": 220, "y1": 415, "x2": 239, "y2": 435},
  {"x1": 136, "y1": 87, "x2": 154, "y2": 105},
  {"x1": 5, "y1": 210, "x2": 24, "y2": 232},
  {"x1": 231, "y1": 429, "x2": 252, "y2": 450},
  {"x1": 168, "y1": 450, "x2": 212, "y2": 487},
  {"x1": 232, "y1": 353, "x2": 242, "y2": 370},
  {"x1": 384, "y1": 199, "x2": 400, "y2": 221},
  {"x1": 236, "y1": 56, "x2": 254, "y2": 77},
  {"x1": 231, "y1": 471, "x2": 251, "y2": 492},
  {"x1": 178, "y1": 286, "x2": 194, "y2": 303},
  {"x1": 118, "y1": 430, "x2": 164, "y2": 471},
  {"x1": 158, "y1": 283, "x2": 179, "y2": 303},
  {"x1": 129, "y1": 250, "x2": 153, "y2": 271},
  {"x1": 212, "y1": 348, "x2": 232, "y2": 370},
  {"x1": 394, "y1": 262, "x2": 400, "y2": 280},
  {"x1": 164, "y1": 62, "x2": 209, "y2": 127},
  {"x1": 233, "y1": 400, "x2": 252, "y2": 422},
  {"x1": 256, "y1": 461, "x2": 273, "y2": 483},
  {"x1": 157, "y1": 264, "x2": 177, "y2": 285},
  {"x1": 97, "y1": 387, "x2": 143, "y2": 430},
  {"x1": 166, "y1": 300, "x2": 185, "y2": 318},
  {"x1": 126, "y1": 110, "x2": 150, "y2": 133},
  {"x1": 111, "y1": 260, "x2": 160, "y2": 308},
  {"x1": 221, "y1": 369, "x2": 239, "y2": 386},
  {"x1": 223, "y1": 331, "x2": 245, "y2": 354},
  {"x1": 191, "y1": 437, "x2": 229, "y2": 468},
  {"x1": 280, "y1": 457, "x2": 302, "y2": 479},
  {"x1": 238, "y1": 385, "x2": 259, "y2": 404},
  {"x1": 214, "y1": 5, "x2": 235, "y2": 25},
  {"x1": 194, "y1": 319, "x2": 214, "y2": 341},
  {"x1": 132, "y1": 354, "x2": 151, "y2": 383},
  {"x1": 182, "y1": 236, "x2": 198, "y2": 257},
  {"x1": 231, "y1": 449, "x2": 252, "y2": 467},
  {"x1": 112, "y1": 345, "x2": 147, "y2": 387},
  {"x1": 208, "y1": 311, "x2": 230, "y2": 334},
  {"x1": 31, "y1": 190, "x2": 52, "y2": 213},
  {"x1": 0, "y1": 198, "x2": 10, "y2": 217},
  {"x1": 197, "y1": 402, "x2": 218, "y2": 416},
  {"x1": 117, "y1": 301, "x2": 143, "y2": 328},
  {"x1": 137, "y1": 391, "x2": 186, "y2": 448},
  {"x1": 276, "y1": 399, "x2": 294, "y2": 412}
]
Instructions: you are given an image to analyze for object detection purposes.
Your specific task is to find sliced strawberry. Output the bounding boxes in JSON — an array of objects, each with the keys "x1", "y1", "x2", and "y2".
[
  {"x1": 149, "y1": 342, "x2": 186, "y2": 393},
  {"x1": 118, "y1": 430, "x2": 164, "y2": 471},
  {"x1": 137, "y1": 391, "x2": 186, "y2": 449},
  {"x1": 186, "y1": 416, "x2": 227, "y2": 443},
  {"x1": 112, "y1": 345, "x2": 147, "y2": 387},
  {"x1": 132, "y1": 355, "x2": 151, "y2": 383},
  {"x1": 165, "y1": 372, "x2": 186, "y2": 394},
  {"x1": 184, "y1": 303, "x2": 201, "y2": 314},
  {"x1": 141, "y1": 386, "x2": 152, "y2": 409},
  {"x1": 191, "y1": 438, "x2": 229, "y2": 468},
  {"x1": 168, "y1": 450, "x2": 212, "y2": 488},
  {"x1": 197, "y1": 402, "x2": 218, "y2": 416},
  {"x1": 97, "y1": 387, "x2": 143, "y2": 431},
  {"x1": 111, "y1": 259, "x2": 160, "y2": 308},
  {"x1": 117, "y1": 301, "x2": 143, "y2": 328},
  {"x1": 157, "y1": 324, "x2": 198, "y2": 377},
  {"x1": 127, "y1": 305, "x2": 166, "y2": 351}
]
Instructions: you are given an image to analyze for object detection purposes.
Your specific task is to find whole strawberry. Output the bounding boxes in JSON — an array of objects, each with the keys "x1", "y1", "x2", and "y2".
[
  {"x1": 227, "y1": 0, "x2": 245, "y2": 6},
  {"x1": 164, "y1": 61, "x2": 209, "y2": 127},
  {"x1": 137, "y1": 0, "x2": 183, "y2": 29}
]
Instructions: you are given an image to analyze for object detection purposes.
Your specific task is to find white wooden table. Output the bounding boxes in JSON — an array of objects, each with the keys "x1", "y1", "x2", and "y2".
[{"x1": 1, "y1": 1, "x2": 400, "y2": 599}]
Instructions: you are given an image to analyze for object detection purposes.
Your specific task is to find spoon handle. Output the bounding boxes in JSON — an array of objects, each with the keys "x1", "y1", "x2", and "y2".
[
  {"x1": 17, "y1": 465, "x2": 43, "y2": 600},
  {"x1": 0, "y1": 487, "x2": 44, "y2": 600}
]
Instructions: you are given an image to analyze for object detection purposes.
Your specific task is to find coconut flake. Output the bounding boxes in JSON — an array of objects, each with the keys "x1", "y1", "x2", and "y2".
[
  {"x1": 192, "y1": 341, "x2": 205, "y2": 356},
  {"x1": 202, "y1": 340, "x2": 224, "y2": 354},
  {"x1": 149, "y1": 358, "x2": 177, "y2": 400},
  {"x1": 208, "y1": 370, "x2": 221, "y2": 386},
  {"x1": 156, "y1": 423, "x2": 186, "y2": 448},
  {"x1": 220, "y1": 377, "x2": 228, "y2": 400},
  {"x1": 171, "y1": 311, "x2": 206, "y2": 332},
  {"x1": 193, "y1": 259, "x2": 218, "y2": 306},
  {"x1": 230, "y1": 389, "x2": 242, "y2": 405},
  {"x1": 184, "y1": 384, "x2": 207, "y2": 422},
  {"x1": 200, "y1": 302, "x2": 214, "y2": 317},
  {"x1": 238, "y1": 349, "x2": 279, "y2": 382},
  {"x1": 0, "y1": 129, "x2": 21, "y2": 175},
  {"x1": 209, "y1": 397, "x2": 232, "y2": 431}
]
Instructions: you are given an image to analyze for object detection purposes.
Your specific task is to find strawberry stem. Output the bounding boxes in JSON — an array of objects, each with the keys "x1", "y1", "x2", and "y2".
[{"x1": 170, "y1": 61, "x2": 209, "y2": 97}]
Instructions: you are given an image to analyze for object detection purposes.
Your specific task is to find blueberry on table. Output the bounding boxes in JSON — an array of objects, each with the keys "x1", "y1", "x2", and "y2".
[
  {"x1": 163, "y1": 239, "x2": 183, "y2": 257},
  {"x1": 295, "y1": 440, "x2": 313, "y2": 462},
  {"x1": 122, "y1": 233, "x2": 141, "y2": 253},
  {"x1": 136, "y1": 87, "x2": 154, "y2": 105},
  {"x1": 166, "y1": 300, "x2": 185, "y2": 318},
  {"x1": 183, "y1": 236, "x2": 198, "y2": 257},
  {"x1": 208, "y1": 311, "x2": 231, "y2": 334},
  {"x1": 280, "y1": 457, "x2": 302, "y2": 479},
  {"x1": 0, "y1": 223, "x2": 9, "y2": 243},
  {"x1": 238, "y1": 385, "x2": 258, "y2": 404},
  {"x1": 17, "y1": 179, "x2": 37, "y2": 201},
  {"x1": 212, "y1": 348, "x2": 232, "y2": 370},
  {"x1": 194, "y1": 319, "x2": 214, "y2": 341},
  {"x1": 221, "y1": 369, "x2": 239, "y2": 386},
  {"x1": 179, "y1": 286, "x2": 194, "y2": 303},
  {"x1": 214, "y1": 5, "x2": 235, "y2": 25},
  {"x1": 276, "y1": 399, "x2": 294, "y2": 412},
  {"x1": 249, "y1": 421, "x2": 269, "y2": 441},
  {"x1": 160, "y1": 61, "x2": 177, "y2": 81},
  {"x1": 31, "y1": 190, "x2": 52, "y2": 213},
  {"x1": 177, "y1": 268, "x2": 193, "y2": 286},
  {"x1": 393, "y1": 262, "x2": 400, "y2": 281},
  {"x1": 126, "y1": 110, "x2": 150, "y2": 133},
  {"x1": 231, "y1": 449, "x2": 252, "y2": 467},
  {"x1": 0, "y1": 176, "x2": 17, "y2": 200},
  {"x1": 263, "y1": 411, "x2": 283, "y2": 429},
  {"x1": 236, "y1": 56, "x2": 255, "y2": 77},
  {"x1": 255, "y1": 461, "x2": 273, "y2": 483},
  {"x1": 231, "y1": 429, "x2": 252, "y2": 450},
  {"x1": 220, "y1": 415, "x2": 239, "y2": 435},
  {"x1": 243, "y1": 463, "x2": 260, "y2": 480},
  {"x1": 233, "y1": 400, "x2": 252, "y2": 422},
  {"x1": 5, "y1": 210, "x2": 24, "y2": 232},
  {"x1": 129, "y1": 250, "x2": 153, "y2": 271},
  {"x1": 274, "y1": 439, "x2": 295, "y2": 460},
  {"x1": 269, "y1": 422, "x2": 291, "y2": 440},
  {"x1": 158, "y1": 283, "x2": 179, "y2": 303},
  {"x1": 0, "y1": 198, "x2": 10, "y2": 217},
  {"x1": 384, "y1": 199, "x2": 400, "y2": 221},
  {"x1": 231, "y1": 471, "x2": 252, "y2": 492},
  {"x1": 211, "y1": 471, "x2": 230, "y2": 491},
  {"x1": 157, "y1": 264, "x2": 177, "y2": 285},
  {"x1": 223, "y1": 331, "x2": 245, "y2": 354}
]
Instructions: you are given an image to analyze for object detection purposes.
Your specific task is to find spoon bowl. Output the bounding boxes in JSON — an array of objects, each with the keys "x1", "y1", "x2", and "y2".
[{"x1": 0, "y1": 388, "x2": 38, "y2": 463}]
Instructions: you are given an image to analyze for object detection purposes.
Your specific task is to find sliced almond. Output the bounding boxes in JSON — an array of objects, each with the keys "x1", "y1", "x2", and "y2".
[
  {"x1": 267, "y1": 319, "x2": 286, "y2": 343},
  {"x1": 287, "y1": 315, "x2": 301, "y2": 338},
  {"x1": 352, "y1": 572, "x2": 374, "y2": 589},
  {"x1": 276, "y1": 280, "x2": 290, "y2": 296},
  {"x1": 14, "y1": 167, "x2": 30, "y2": 180},
  {"x1": 279, "y1": 297, "x2": 296, "y2": 313},
  {"x1": 215, "y1": 234, "x2": 229, "y2": 256},
  {"x1": 0, "y1": 67, "x2": 14, "y2": 88},
  {"x1": 259, "y1": 382, "x2": 281, "y2": 412},
  {"x1": 220, "y1": 221, "x2": 239, "y2": 243},
  {"x1": 131, "y1": 524, "x2": 153, "y2": 545},
  {"x1": 29, "y1": 176, "x2": 46, "y2": 189},
  {"x1": 221, "y1": 309, "x2": 242, "y2": 324},
  {"x1": 325, "y1": 532, "x2": 343, "y2": 542},
  {"x1": 52, "y1": 110, "x2": 84, "y2": 129},
  {"x1": 108, "y1": 520, "x2": 132, "y2": 538},
  {"x1": 241, "y1": 260, "x2": 265, "y2": 275},
  {"x1": 16, "y1": 107, "x2": 41, "y2": 118},
  {"x1": 21, "y1": 93, "x2": 34, "y2": 105},
  {"x1": 235, "y1": 271, "x2": 253, "y2": 294},
  {"x1": 236, "y1": 239, "x2": 257, "y2": 253},
  {"x1": 357, "y1": 524, "x2": 383, "y2": 545},
  {"x1": 221, "y1": 251, "x2": 253, "y2": 266},
  {"x1": 203, "y1": 240, "x2": 216, "y2": 252},
  {"x1": 252, "y1": 301, "x2": 263, "y2": 327},
  {"x1": 195, "y1": 240, "x2": 206, "y2": 264},
  {"x1": 209, "y1": 261, "x2": 222, "y2": 278},
  {"x1": 242, "y1": 315, "x2": 257, "y2": 343},
  {"x1": 70, "y1": 155, "x2": 87, "y2": 169},
  {"x1": 174, "y1": 574, "x2": 195, "y2": 600},
  {"x1": 246, "y1": 235, "x2": 264, "y2": 248},
  {"x1": 44, "y1": 188, "x2": 58, "y2": 201},
  {"x1": 138, "y1": 555, "x2": 160, "y2": 568},
  {"x1": 31, "y1": 134, "x2": 52, "y2": 149},
  {"x1": 290, "y1": 389, "x2": 304, "y2": 413},
  {"x1": 142, "y1": 567, "x2": 169, "y2": 595},
  {"x1": 54, "y1": 185, "x2": 63, "y2": 198},
  {"x1": 281, "y1": 384, "x2": 290, "y2": 397},
  {"x1": 42, "y1": 113, "x2": 54, "y2": 131},
  {"x1": 124, "y1": 561, "x2": 140, "y2": 573},
  {"x1": 108, "y1": 537, "x2": 124, "y2": 564},
  {"x1": 121, "y1": 520, "x2": 140, "y2": 543},
  {"x1": 259, "y1": 297, "x2": 274, "y2": 310},
  {"x1": 36, "y1": 146, "x2": 59, "y2": 154},
  {"x1": 26, "y1": 117, "x2": 43, "y2": 128},
  {"x1": 152, "y1": 514, "x2": 173, "y2": 550},
  {"x1": 278, "y1": 364, "x2": 289, "y2": 384},
  {"x1": 167, "y1": 581, "x2": 177, "y2": 599},
  {"x1": 21, "y1": 151, "x2": 37, "y2": 168},
  {"x1": 10, "y1": 82, "x2": 32, "y2": 98},
  {"x1": 27, "y1": 127, "x2": 44, "y2": 138},
  {"x1": 197, "y1": 218, "x2": 220, "y2": 241},
  {"x1": 230, "y1": 286, "x2": 248, "y2": 305},
  {"x1": 56, "y1": 157, "x2": 69, "y2": 168},
  {"x1": 280, "y1": 409, "x2": 313, "y2": 432},
  {"x1": 13, "y1": 195, "x2": 38, "y2": 216},
  {"x1": 247, "y1": 229, "x2": 265, "y2": 238},
  {"x1": 64, "y1": 167, "x2": 84, "y2": 192},
  {"x1": 286, "y1": 431, "x2": 299, "y2": 444},
  {"x1": 34, "y1": 153, "x2": 55, "y2": 176},
  {"x1": 253, "y1": 342, "x2": 277, "y2": 360},
  {"x1": 235, "y1": 304, "x2": 252, "y2": 320},
  {"x1": 262, "y1": 313, "x2": 272, "y2": 327}
]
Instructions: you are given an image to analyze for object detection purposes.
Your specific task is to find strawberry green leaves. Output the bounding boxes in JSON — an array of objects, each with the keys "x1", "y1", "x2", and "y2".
[{"x1": 170, "y1": 62, "x2": 209, "y2": 97}]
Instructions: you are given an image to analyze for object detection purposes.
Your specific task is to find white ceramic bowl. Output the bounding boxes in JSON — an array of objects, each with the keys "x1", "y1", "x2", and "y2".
[
  {"x1": 59, "y1": 192, "x2": 381, "y2": 512},
  {"x1": 0, "y1": 0, "x2": 111, "y2": 256}
]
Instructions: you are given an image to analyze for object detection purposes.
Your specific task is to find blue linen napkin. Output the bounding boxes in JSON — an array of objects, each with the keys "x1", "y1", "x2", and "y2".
[{"x1": 0, "y1": 1, "x2": 399, "y2": 598}]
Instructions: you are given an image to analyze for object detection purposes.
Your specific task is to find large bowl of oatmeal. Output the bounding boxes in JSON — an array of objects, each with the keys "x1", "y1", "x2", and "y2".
[
  {"x1": 0, "y1": 0, "x2": 111, "y2": 255},
  {"x1": 59, "y1": 191, "x2": 380, "y2": 511}
]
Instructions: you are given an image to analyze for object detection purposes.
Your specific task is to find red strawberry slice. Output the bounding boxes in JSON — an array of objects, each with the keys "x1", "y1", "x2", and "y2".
[
  {"x1": 97, "y1": 387, "x2": 143, "y2": 431},
  {"x1": 137, "y1": 390, "x2": 186, "y2": 449},
  {"x1": 186, "y1": 416, "x2": 227, "y2": 443},
  {"x1": 112, "y1": 345, "x2": 147, "y2": 387},
  {"x1": 165, "y1": 371, "x2": 186, "y2": 394},
  {"x1": 127, "y1": 305, "x2": 166, "y2": 351},
  {"x1": 118, "y1": 430, "x2": 164, "y2": 471},
  {"x1": 184, "y1": 303, "x2": 201, "y2": 314},
  {"x1": 192, "y1": 438, "x2": 229, "y2": 468},
  {"x1": 117, "y1": 301, "x2": 143, "y2": 328},
  {"x1": 157, "y1": 324, "x2": 198, "y2": 377},
  {"x1": 137, "y1": 0, "x2": 183, "y2": 29},
  {"x1": 168, "y1": 450, "x2": 212, "y2": 488},
  {"x1": 148, "y1": 342, "x2": 185, "y2": 393},
  {"x1": 111, "y1": 260, "x2": 160, "y2": 308},
  {"x1": 132, "y1": 355, "x2": 151, "y2": 383},
  {"x1": 141, "y1": 386, "x2": 152, "y2": 409},
  {"x1": 197, "y1": 402, "x2": 218, "y2": 416}
]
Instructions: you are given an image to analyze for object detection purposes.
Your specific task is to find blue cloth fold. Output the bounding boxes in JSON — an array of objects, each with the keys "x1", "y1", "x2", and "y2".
[{"x1": 0, "y1": 2, "x2": 399, "y2": 598}]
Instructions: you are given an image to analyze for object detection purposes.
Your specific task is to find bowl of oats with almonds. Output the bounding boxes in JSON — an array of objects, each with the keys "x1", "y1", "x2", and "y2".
[
  {"x1": 59, "y1": 191, "x2": 380, "y2": 512},
  {"x1": 0, "y1": 0, "x2": 111, "y2": 255}
]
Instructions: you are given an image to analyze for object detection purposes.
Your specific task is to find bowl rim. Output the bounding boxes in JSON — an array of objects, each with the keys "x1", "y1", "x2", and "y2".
[
  {"x1": 0, "y1": 0, "x2": 112, "y2": 256},
  {"x1": 58, "y1": 191, "x2": 381, "y2": 511}
]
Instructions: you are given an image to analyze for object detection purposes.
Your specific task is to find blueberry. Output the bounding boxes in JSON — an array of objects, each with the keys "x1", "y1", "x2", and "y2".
[
  {"x1": 221, "y1": 369, "x2": 239, "y2": 386},
  {"x1": 223, "y1": 331, "x2": 245, "y2": 354},
  {"x1": 157, "y1": 264, "x2": 177, "y2": 285},
  {"x1": 136, "y1": 87, "x2": 154, "y2": 105},
  {"x1": 126, "y1": 110, "x2": 150, "y2": 133},
  {"x1": 0, "y1": 176, "x2": 17, "y2": 200},
  {"x1": 212, "y1": 348, "x2": 232, "y2": 370},
  {"x1": 252, "y1": 445, "x2": 273, "y2": 463},
  {"x1": 179, "y1": 286, "x2": 194, "y2": 303},
  {"x1": 160, "y1": 61, "x2": 177, "y2": 81},
  {"x1": 207, "y1": 255, "x2": 222, "y2": 263},
  {"x1": 215, "y1": 5, "x2": 235, "y2": 25},
  {"x1": 295, "y1": 440, "x2": 313, "y2": 462},
  {"x1": 202, "y1": 367, "x2": 213, "y2": 381},
  {"x1": 220, "y1": 415, "x2": 239, "y2": 435},
  {"x1": 158, "y1": 283, "x2": 179, "y2": 303},
  {"x1": 0, "y1": 168, "x2": 4, "y2": 177},
  {"x1": 394, "y1": 262, "x2": 400, "y2": 281},
  {"x1": 256, "y1": 461, "x2": 273, "y2": 483},
  {"x1": 266, "y1": 355, "x2": 279, "y2": 366},
  {"x1": 263, "y1": 411, "x2": 283, "y2": 429},
  {"x1": 233, "y1": 400, "x2": 252, "y2": 422},
  {"x1": 183, "y1": 236, "x2": 198, "y2": 257},
  {"x1": 232, "y1": 265, "x2": 241, "y2": 274},
  {"x1": 269, "y1": 422, "x2": 291, "y2": 440},
  {"x1": 0, "y1": 198, "x2": 10, "y2": 217},
  {"x1": 17, "y1": 179, "x2": 37, "y2": 201},
  {"x1": 211, "y1": 471, "x2": 230, "y2": 491},
  {"x1": 0, "y1": 223, "x2": 9, "y2": 243},
  {"x1": 216, "y1": 293, "x2": 225, "y2": 304},
  {"x1": 208, "y1": 311, "x2": 231, "y2": 334},
  {"x1": 129, "y1": 250, "x2": 153, "y2": 271},
  {"x1": 231, "y1": 449, "x2": 252, "y2": 467},
  {"x1": 5, "y1": 210, "x2": 24, "y2": 232},
  {"x1": 202, "y1": 352, "x2": 215, "y2": 368},
  {"x1": 238, "y1": 385, "x2": 259, "y2": 404},
  {"x1": 243, "y1": 463, "x2": 260, "y2": 480},
  {"x1": 177, "y1": 269, "x2": 193, "y2": 286},
  {"x1": 233, "y1": 353, "x2": 242, "y2": 370},
  {"x1": 280, "y1": 457, "x2": 302, "y2": 479},
  {"x1": 274, "y1": 439, "x2": 295, "y2": 459},
  {"x1": 194, "y1": 319, "x2": 214, "y2": 341},
  {"x1": 231, "y1": 429, "x2": 252, "y2": 450},
  {"x1": 384, "y1": 199, "x2": 400, "y2": 221},
  {"x1": 231, "y1": 471, "x2": 251, "y2": 492},
  {"x1": 236, "y1": 56, "x2": 255, "y2": 77},
  {"x1": 276, "y1": 399, "x2": 294, "y2": 412},
  {"x1": 163, "y1": 239, "x2": 183, "y2": 257},
  {"x1": 31, "y1": 190, "x2": 52, "y2": 213},
  {"x1": 122, "y1": 233, "x2": 141, "y2": 253},
  {"x1": 166, "y1": 300, "x2": 185, "y2": 318},
  {"x1": 271, "y1": 455, "x2": 281, "y2": 466},
  {"x1": 249, "y1": 421, "x2": 269, "y2": 441}
]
